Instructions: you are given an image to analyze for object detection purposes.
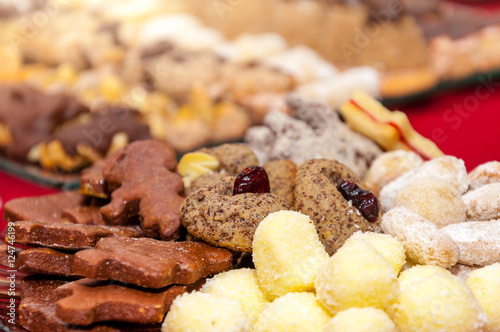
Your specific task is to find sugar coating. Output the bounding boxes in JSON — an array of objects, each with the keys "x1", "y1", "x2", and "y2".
[
  {"x1": 467, "y1": 263, "x2": 500, "y2": 332},
  {"x1": 323, "y1": 307, "x2": 397, "y2": 332},
  {"x1": 253, "y1": 292, "x2": 331, "y2": 332},
  {"x1": 348, "y1": 232, "x2": 406, "y2": 274},
  {"x1": 161, "y1": 292, "x2": 249, "y2": 332},
  {"x1": 252, "y1": 210, "x2": 329, "y2": 300},
  {"x1": 442, "y1": 220, "x2": 500, "y2": 266},
  {"x1": 380, "y1": 156, "x2": 469, "y2": 211},
  {"x1": 201, "y1": 269, "x2": 268, "y2": 325},
  {"x1": 468, "y1": 161, "x2": 500, "y2": 190},
  {"x1": 393, "y1": 178, "x2": 466, "y2": 228},
  {"x1": 398, "y1": 265, "x2": 454, "y2": 289},
  {"x1": 395, "y1": 273, "x2": 486, "y2": 332},
  {"x1": 381, "y1": 207, "x2": 459, "y2": 268},
  {"x1": 365, "y1": 150, "x2": 423, "y2": 196},
  {"x1": 315, "y1": 238, "x2": 399, "y2": 316},
  {"x1": 462, "y1": 183, "x2": 500, "y2": 221}
]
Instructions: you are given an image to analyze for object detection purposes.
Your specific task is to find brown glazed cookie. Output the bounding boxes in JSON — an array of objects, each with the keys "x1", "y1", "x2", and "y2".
[
  {"x1": 0, "y1": 84, "x2": 88, "y2": 161},
  {"x1": 19, "y1": 276, "x2": 162, "y2": 332},
  {"x1": 40, "y1": 107, "x2": 151, "y2": 171},
  {"x1": 98, "y1": 140, "x2": 184, "y2": 240},
  {"x1": 180, "y1": 177, "x2": 290, "y2": 252},
  {"x1": 55, "y1": 279, "x2": 186, "y2": 325},
  {"x1": 293, "y1": 159, "x2": 381, "y2": 255},
  {"x1": 11, "y1": 220, "x2": 143, "y2": 250},
  {"x1": 0, "y1": 245, "x2": 77, "y2": 277},
  {"x1": 72, "y1": 237, "x2": 233, "y2": 289},
  {"x1": 199, "y1": 143, "x2": 259, "y2": 175},
  {"x1": 3, "y1": 191, "x2": 88, "y2": 223},
  {"x1": 263, "y1": 159, "x2": 297, "y2": 206},
  {"x1": 61, "y1": 206, "x2": 107, "y2": 225},
  {"x1": 18, "y1": 248, "x2": 78, "y2": 277}
]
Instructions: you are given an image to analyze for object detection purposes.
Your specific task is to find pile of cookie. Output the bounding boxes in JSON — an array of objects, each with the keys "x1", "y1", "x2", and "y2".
[{"x1": 2, "y1": 139, "x2": 235, "y2": 331}]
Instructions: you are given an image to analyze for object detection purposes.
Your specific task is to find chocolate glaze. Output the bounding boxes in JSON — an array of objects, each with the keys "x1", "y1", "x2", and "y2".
[
  {"x1": 0, "y1": 84, "x2": 88, "y2": 161},
  {"x1": 47, "y1": 107, "x2": 151, "y2": 156}
]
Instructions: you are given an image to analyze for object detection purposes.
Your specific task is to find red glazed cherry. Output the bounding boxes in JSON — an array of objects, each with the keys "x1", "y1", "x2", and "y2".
[
  {"x1": 233, "y1": 166, "x2": 271, "y2": 195},
  {"x1": 337, "y1": 181, "x2": 379, "y2": 222}
]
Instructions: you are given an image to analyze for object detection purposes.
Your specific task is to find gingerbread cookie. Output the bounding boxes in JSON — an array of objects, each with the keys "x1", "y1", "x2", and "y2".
[
  {"x1": 55, "y1": 279, "x2": 186, "y2": 325},
  {"x1": 18, "y1": 248, "x2": 78, "y2": 277},
  {"x1": 4, "y1": 191, "x2": 87, "y2": 223},
  {"x1": 98, "y1": 140, "x2": 185, "y2": 239},
  {"x1": 180, "y1": 176, "x2": 290, "y2": 252},
  {"x1": 72, "y1": 237, "x2": 233, "y2": 288},
  {"x1": 11, "y1": 220, "x2": 143, "y2": 250},
  {"x1": 293, "y1": 159, "x2": 381, "y2": 255}
]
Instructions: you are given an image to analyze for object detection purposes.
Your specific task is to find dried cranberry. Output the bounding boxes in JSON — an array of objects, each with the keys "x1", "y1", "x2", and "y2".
[
  {"x1": 337, "y1": 181, "x2": 379, "y2": 222},
  {"x1": 233, "y1": 166, "x2": 270, "y2": 195}
]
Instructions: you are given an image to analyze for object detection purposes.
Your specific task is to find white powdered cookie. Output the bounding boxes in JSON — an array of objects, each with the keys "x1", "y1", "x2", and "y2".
[{"x1": 442, "y1": 220, "x2": 500, "y2": 266}]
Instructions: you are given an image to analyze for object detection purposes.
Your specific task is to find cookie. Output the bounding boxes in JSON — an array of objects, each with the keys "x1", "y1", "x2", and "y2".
[
  {"x1": 180, "y1": 176, "x2": 290, "y2": 252},
  {"x1": 99, "y1": 140, "x2": 184, "y2": 239},
  {"x1": 4, "y1": 191, "x2": 87, "y2": 223},
  {"x1": 61, "y1": 206, "x2": 107, "y2": 226},
  {"x1": 0, "y1": 84, "x2": 88, "y2": 161},
  {"x1": 19, "y1": 276, "x2": 162, "y2": 332},
  {"x1": 72, "y1": 237, "x2": 233, "y2": 288},
  {"x1": 40, "y1": 108, "x2": 151, "y2": 171},
  {"x1": 18, "y1": 248, "x2": 78, "y2": 277},
  {"x1": 263, "y1": 159, "x2": 297, "y2": 206},
  {"x1": 462, "y1": 183, "x2": 500, "y2": 221},
  {"x1": 468, "y1": 161, "x2": 500, "y2": 190},
  {"x1": 55, "y1": 279, "x2": 186, "y2": 325},
  {"x1": 293, "y1": 159, "x2": 381, "y2": 255},
  {"x1": 442, "y1": 220, "x2": 500, "y2": 266},
  {"x1": 79, "y1": 159, "x2": 109, "y2": 199},
  {"x1": 11, "y1": 220, "x2": 143, "y2": 250},
  {"x1": 199, "y1": 143, "x2": 259, "y2": 175}
]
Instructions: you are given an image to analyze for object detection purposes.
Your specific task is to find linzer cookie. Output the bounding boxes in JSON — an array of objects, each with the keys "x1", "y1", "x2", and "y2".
[
  {"x1": 98, "y1": 140, "x2": 184, "y2": 239},
  {"x1": 40, "y1": 107, "x2": 151, "y2": 172},
  {"x1": 11, "y1": 220, "x2": 143, "y2": 250},
  {"x1": 72, "y1": 237, "x2": 233, "y2": 288},
  {"x1": 4, "y1": 191, "x2": 87, "y2": 223},
  {"x1": 0, "y1": 84, "x2": 88, "y2": 161},
  {"x1": 55, "y1": 279, "x2": 186, "y2": 325}
]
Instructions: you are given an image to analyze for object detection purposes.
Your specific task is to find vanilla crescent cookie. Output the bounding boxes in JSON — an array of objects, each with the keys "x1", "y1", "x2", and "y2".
[
  {"x1": 180, "y1": 177, "x2": 290, "y2": 252},
  {"x1": 468, "y1": 161, "x2": 500, "y2": 190},
  {"x1": 365, "y1": 150, "x2": 423, "y2": 196},
  {"x1": 381, "y1": 207, "x2": 459, "y2": 268},
  {"x1": 380, "y1": 156, "x2": 469, "y2": 211},
  {"x1": 293, "y1": 159, "x2": 381, "y2": 255},
  {"x1": 462, "y1": 183, "x2": 500, "y2": 221},
  {"x1": 442, "y1": 220, "x2": 500, "y2": 266}
]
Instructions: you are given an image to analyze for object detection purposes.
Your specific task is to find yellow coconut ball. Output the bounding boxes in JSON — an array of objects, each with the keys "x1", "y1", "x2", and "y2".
[
  {"x1": 395, "y1": 272, "x2": 486, "y2": 332},
  {"x1": 324, "y1": 307, "x2": 397, "y2": 332},
  {"x1": 398, "y1": 265, "x2": 454, "y2": 288},
  {"x1": 315, "y1": 238, "x2": 399, "y2": 316},
  {"x1": 201, "y1": 269, "x2": 268, "y2": 325},
  {"x1": 162, "y1": 292, "x2": 249, "y2": 332},
  {"x1": 253, "y1": 292, "x2": 331, "y2": 332},
  {"x1": 252, "y1": 210, "x2": 329, "y2": 300},
  {"x1": 348, "y1": 232, "x2": 406, "y2": 274},
  {"x1": 467, "y1": 263, "x2": 500, "y2": 332}
]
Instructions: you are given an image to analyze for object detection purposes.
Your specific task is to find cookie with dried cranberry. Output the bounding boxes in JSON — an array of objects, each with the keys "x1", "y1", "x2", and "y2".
[
  {"x1": 263, "y1": 159, "x2": 297, "y2": 206},
  {"x1": 293, "y1": 159, "x2": 381, "y2": 255},
  {"x1": 180, "y1": 173, "x2": 290, "y2": 252}
]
